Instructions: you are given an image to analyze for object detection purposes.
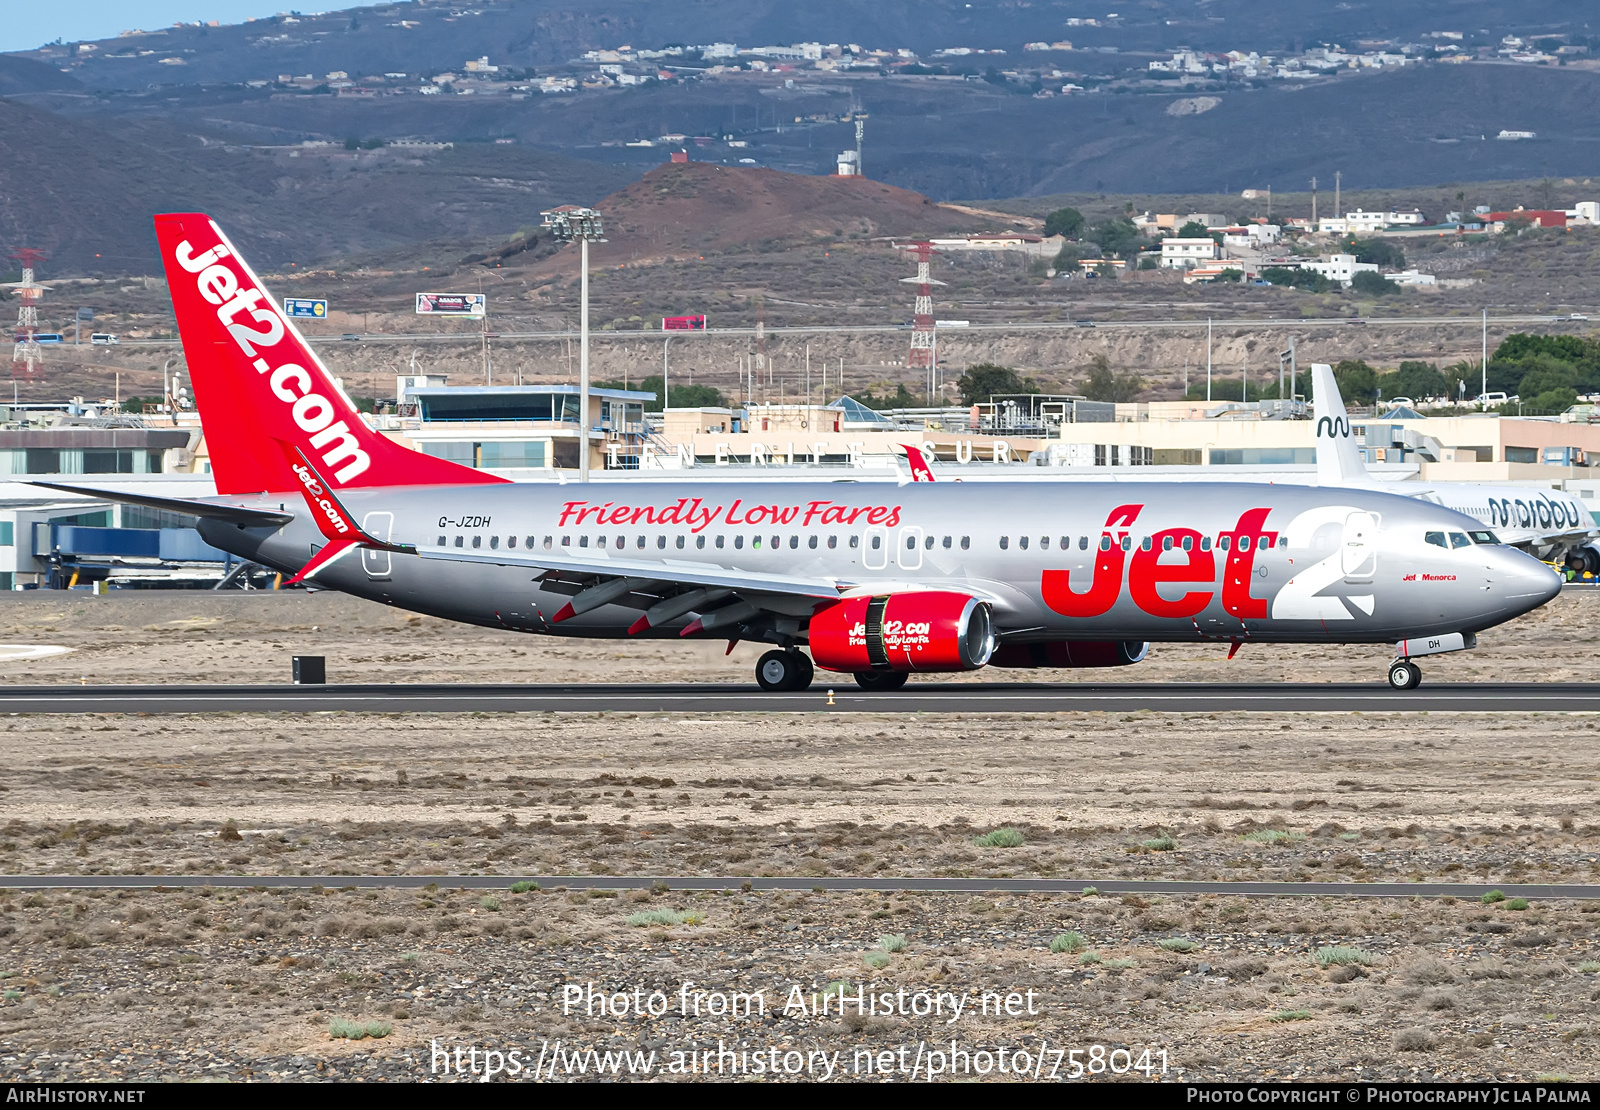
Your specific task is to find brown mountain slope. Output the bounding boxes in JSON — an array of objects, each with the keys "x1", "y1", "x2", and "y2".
[{"x1": 536, "y1": 161, "x2": 1015, "y2": 271}]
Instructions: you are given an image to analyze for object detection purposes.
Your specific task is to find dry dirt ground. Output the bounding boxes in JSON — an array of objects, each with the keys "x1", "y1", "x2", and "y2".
[{"x1": 0, "y1": 590, "x2": 1597, "y2": 1082}]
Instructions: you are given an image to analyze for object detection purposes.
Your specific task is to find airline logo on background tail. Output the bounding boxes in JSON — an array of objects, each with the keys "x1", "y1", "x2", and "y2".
[
  {"x1": 901, "y1": 444, "x2": 936, "y2": 482},
  {"x1": 153, "y1": 213, "x2": 507, "y2": 495},
  {"x1": 1310, "y1": 362, "x2": 1377, "y2": 489}
]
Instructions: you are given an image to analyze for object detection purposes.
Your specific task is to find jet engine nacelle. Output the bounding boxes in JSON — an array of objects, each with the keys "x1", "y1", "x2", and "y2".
[
  {"x1": 988, "y1": 640, "x2": 1150, "y2": 669},
  {"x1": 808, "y1": 591, "x2": 996, "y2": 673},
  {"x1": 1564, "y1": 542, "x2": 1600, "y2": 576}
]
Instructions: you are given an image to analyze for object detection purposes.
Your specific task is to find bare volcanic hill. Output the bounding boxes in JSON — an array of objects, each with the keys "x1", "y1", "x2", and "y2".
[{"x1": 536, "y1": 160, "x2": 1012, "y2": 271}]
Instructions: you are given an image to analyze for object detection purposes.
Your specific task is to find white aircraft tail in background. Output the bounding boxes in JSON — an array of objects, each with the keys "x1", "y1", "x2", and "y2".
[{"x1": 1311, "y1": 362, "x2": 1379, "y2": 489}]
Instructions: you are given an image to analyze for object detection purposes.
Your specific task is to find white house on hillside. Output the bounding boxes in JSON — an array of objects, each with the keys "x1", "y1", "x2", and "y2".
[{"x1": 1160, "y1": 237, "x2": 1219, "y2": 269}]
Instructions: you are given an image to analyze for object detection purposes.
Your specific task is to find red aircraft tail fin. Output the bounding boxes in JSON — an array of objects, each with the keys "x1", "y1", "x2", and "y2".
[
  {"x1": 901, "y1": 443, "x2": 936, "y2": 482},
  {"x1": 152, "y1": 212, "x2": 509, "y2": 496}
]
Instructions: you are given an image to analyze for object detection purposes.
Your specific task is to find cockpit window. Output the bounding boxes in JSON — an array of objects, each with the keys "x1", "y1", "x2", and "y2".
[
  {"x1": 1469, "y1": 530, "x2": 1501, "y2": 545},
  {"x1": 1424, "y1": 531, "x2": 1446, "y2": 548},
  {"x1": 1449, "y1": 532, "x2": 1472, "y2": 549}
]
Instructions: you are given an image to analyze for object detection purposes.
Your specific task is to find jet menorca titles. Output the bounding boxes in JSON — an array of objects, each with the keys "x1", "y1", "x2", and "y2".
[{"x1": 35, "y1": 213, "x2": 1564, "y2": 693}]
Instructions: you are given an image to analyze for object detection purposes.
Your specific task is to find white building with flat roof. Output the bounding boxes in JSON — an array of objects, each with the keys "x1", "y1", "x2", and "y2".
[{"x1": 1160, "y1": 237, "x2": 1218, "y2": 269}]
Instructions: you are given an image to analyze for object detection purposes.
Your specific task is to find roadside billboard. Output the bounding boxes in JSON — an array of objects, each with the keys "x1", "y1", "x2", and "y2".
[
  {"x1": 416, "y1": 293, "x2": 487, "y2": 317},
  {"x1": 662, "y1": 314, "x2": 707, "y2": 331},
  {"x1": 283, "y1": 298, "x2": 328, "y2": 319}
]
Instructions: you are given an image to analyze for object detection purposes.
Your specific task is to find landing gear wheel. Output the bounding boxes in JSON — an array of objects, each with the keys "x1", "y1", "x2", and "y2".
[
  {"x1": 1387, "y1": 660, "x2": 1422, "y2": 690},
  {"x1": 853, "y1": 670, "x2": 909, "y2": 692},
  {"x1": 756, "y1": 650, "x2": 813, "y2": 692}
]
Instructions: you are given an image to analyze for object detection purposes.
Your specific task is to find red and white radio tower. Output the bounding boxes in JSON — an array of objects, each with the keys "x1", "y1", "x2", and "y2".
[
  {"x1": 7, "y1": 248, "x2": 48, "y2": 378},
  {"x1": 898, "y1": 241, "x2": 944, "y2": 402}
]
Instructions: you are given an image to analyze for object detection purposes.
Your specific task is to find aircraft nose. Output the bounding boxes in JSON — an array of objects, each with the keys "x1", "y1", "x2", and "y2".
[{"x1": 1490, "y1": 547, "x2": 1562, "y2": 611}]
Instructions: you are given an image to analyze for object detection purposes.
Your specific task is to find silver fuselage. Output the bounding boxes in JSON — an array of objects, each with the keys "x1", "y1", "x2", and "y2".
[{"x1": 198, "y1": 478, "x2": 1561, "y2": 647}]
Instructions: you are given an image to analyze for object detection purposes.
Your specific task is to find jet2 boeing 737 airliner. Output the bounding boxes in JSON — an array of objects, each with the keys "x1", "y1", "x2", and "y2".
[{"x1": 38, "y1": 214, "x2": 1564, "y2": 692}]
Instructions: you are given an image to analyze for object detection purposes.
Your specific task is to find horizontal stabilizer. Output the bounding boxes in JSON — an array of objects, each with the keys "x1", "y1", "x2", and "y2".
[{"x1": 28, "y1": 481, "x2": 293, "y2": 527}]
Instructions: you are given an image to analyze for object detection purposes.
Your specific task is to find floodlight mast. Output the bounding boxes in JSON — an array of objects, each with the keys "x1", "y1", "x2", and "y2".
[{"x1": 541, "y1": 207, "x2": 607, "y2": 481}]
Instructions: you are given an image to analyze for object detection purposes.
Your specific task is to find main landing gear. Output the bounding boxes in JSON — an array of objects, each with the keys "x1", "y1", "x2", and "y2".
[
  {"x1": 756, "y1": 649, "x2": 815, "y2": 692},
  {"x1": 1388, "y1": 660, "x2": 1422, "y2": 690}
]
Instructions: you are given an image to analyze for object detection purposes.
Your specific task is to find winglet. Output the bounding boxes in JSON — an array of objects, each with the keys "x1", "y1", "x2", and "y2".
[
  {"x1": 901, "y1": 443, "x2": 935, "y2": 482},
  {"x1": 1311, "y1": 363, "x2": 1378, "y2": 489}
]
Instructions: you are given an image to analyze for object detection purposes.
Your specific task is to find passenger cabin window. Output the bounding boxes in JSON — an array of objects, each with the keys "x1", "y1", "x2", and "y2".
[
  {"x1": 1119, "y1": 536, "x2": 1132, "y2": 551},
  {"x1": 676, "y1": 536, "x2": 685, "y2": 549},
  {"x1": 734, "y1": 536, "x2": 744, "y2": 549},
  {"x1": 1040, "y1": 536, "x2": 1050, "y2": 549},
  {"x1": 1200, "y1": 536, "x2": 1212, "y2": 551},
  {"x1": 1140, "y1": 536, "x2": 1152, "y2": 552},
  {"x1": 870, "y1": 535, "x2": 881, "y2": 550},
  {"x1": 925, "y1": 535, "x2": 934, "y2": 550},
  {"x1": 455, "y1": 536, "x2": 464, "y2": 548},
  {"x1": 715, "y1": 536, "x2": 724, "y2": 549},
  {"x1": 1162, "y1": 535, "x2": 1174, "y2": 552},
  {"x1": 658, "y1": 536, "x2": 666, "y2": 549},
  {"x1": 490, "y1": 536, "x2": 499, "y2": 550},
  {"x1": 1181, "y1": 536, "x2": 1193, "y2": 552},
  {"x1": 850, "y1": 536, "x2": 859, "y2": 549},
  {"x1": 1099, "y1": 535, "x2": 1111, "y2": 552},
  {"x1": 1238, "y1": 536, "x2": 1251, "y2": 552},
  {"x1": 1424, "y1": 531, "x2": 1447, "y2": 548},
  {"x1": 1018, "y1": 536, "x2": 1028, "y2": 550},
  {"x1": 809, "y1": 536, "x2": 818, "y2": 549},
  {"x1": 1278, "y1": 536, "x2": 1288, "y2": 549},
  {"x1": 1078, "y1": 536, "x2": 1088, "y2": 551},
  {"x1": 999, "y1": 536, "x2": 1009, "y2": 550},
  {"x1": 637, "y1": 536, "x2": 646, "y2": 549},
  {"x1": 828, "y1": 536, "x2": 837, "y2": 549},
  {"x1": 508, "y1": 536, "x2": 517, "y2": 549},
  {"x1": 472, "y1": 536, "x2": 482, "y2": 549},
  {"x1": 1449, "y1": 532, "x2": 1472, "y2": 549},
  {"x1": 561, "y1": 536, "x2": 571, "y2": 547},
  {"x1": 696, "y1": 536, "x2": 706, "y2": 549},
  {"x1": 960, "y1": 536, "x2": 970, "y2": 550},
  {"x1": 943, "y1": 536, "x2": 952, "y2": 549},
  {"x1": 1218, "y1": 536, "x2": 1231, "y2": 551},
  {"x1": 437, "y1": 534, "x2": 446, "y2": 546},
  {"x1": 791, "y1": 536, "x2": 800, "y2": 549},
  {"x1": 906, "y1": 534, "x2": 916, "y2": 550}
]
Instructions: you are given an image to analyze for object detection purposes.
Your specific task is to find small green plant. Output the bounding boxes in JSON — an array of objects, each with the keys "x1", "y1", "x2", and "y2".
[
  {"x1": 1269, "y1": 1009, "x2": 1313, "y2": 1023},
  {"x1": 401, "y1": 953, "x2": 419, "y2": 963},
  {"x1": 1081, "y1": 886, "x2": 1099, "y2": 896},
  {"x1": 1481, "y1": 889, "x2": 1506, "y2": 904},
  {"x1": 1314, "y1": 946, "x2": 1375, "y2": 968},
  {"x1": 3, "y1": 990, "x2": 21, "y2": 1002},
  {"x1": 820, "y1": 980, "x2": 850, "y2": 1000},
  {"x1": 1079, "y1": 951, "x2": 1103, "y2": 965},
  {"x1": 877, "y1": 934, "x2": 907, "y2": 953},
  {"x1": 625, "y1": 908, "x2": 703, "y2": 927},
  {"x1": 1050, "y1": 931, "x2": 1086, "y2": 954},
  {"x1": 509, "y1": 881, "x2": 539, "y2": 894},
  {"x1": 1157, "y1": 938, "x2": 1198, "y2": 953},
  {"x1": 863, "y1": 950, "x2": 891, "y2": 969},
  {"x1": 480, "y1": 896, "x2": 501, "y2": 911},
  {"x1": 1576, "y1": 961, "x2": 1600, "y2": 973},
  {"x1": 329, "y1": 1018, "x2": 392, "y2": 1040},
  {"x1": 974, "y1": 828, "x2": 1025, "y2": 848},
  {"x1": 1141, "y1": 835, "x2": 1177, "y2": 852},
  {"x1": 1506, "y1": 898, "x2": 1529, "y2": 911},
  {"x1": 1240, "y1": 829, "x2": 1305, "y2": 844},
  {"x1": 1336, "y1": 832, "x2": 1361, "y2": 841}
]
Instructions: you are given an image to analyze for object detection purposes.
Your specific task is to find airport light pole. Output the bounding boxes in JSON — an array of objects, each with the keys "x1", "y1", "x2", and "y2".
[{"x1": 542, "y1": 206, "x2": 606, "y2": 481}]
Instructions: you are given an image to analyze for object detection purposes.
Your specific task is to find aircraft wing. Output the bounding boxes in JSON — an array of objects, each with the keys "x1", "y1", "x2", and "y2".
[
  {"x1": 415, "y1": 545, "x2": 845, "y2": 598},
  {"x1": 27, "y1": 481, "x2": 294, "y2": 527}
]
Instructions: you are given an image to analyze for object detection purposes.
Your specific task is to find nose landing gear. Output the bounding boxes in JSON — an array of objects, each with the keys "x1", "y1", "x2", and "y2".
[
  {"x1": 756, "y1": 649, "x2": 815, "y2": 692},
  {"x1": 1387, "y1": 659, "x2": 1422, "y2": 690}
]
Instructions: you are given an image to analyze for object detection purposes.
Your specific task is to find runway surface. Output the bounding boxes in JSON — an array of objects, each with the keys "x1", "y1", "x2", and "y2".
[
  {"x1": 0, "y1": 681, "x2": 1596, "y2": 713},
  {"x1": 1, "y1": 875, "x2": 1595, "y2": 899}
]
